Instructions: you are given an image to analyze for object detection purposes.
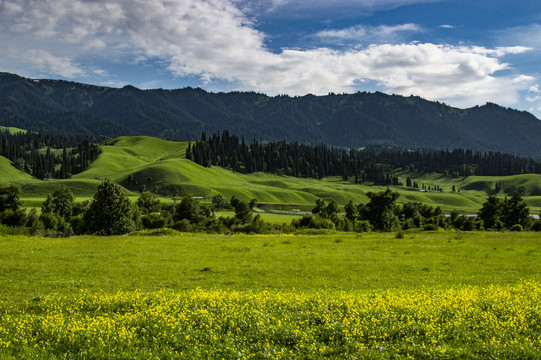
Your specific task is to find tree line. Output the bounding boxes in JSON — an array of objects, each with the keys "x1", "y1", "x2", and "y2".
[
  {"x1": 0, "y1": 130, "x2": 102, "y2": 179},
  {"x1": 187, "y1": 131, "x2": 541, "y2": 184},
  {"x1": 1, "y1": 183, "x2": 539, "y2": 237},
  {"x1": 187, "y1": 131, "x2": 401, "y2": 185}
]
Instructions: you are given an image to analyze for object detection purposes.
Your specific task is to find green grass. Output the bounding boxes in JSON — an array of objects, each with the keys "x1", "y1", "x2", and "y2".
[
  {"x1": 2, "y1": 135, "x2": 541, "y2": 212},
  {"x1": 0, "y1": 126, "x2": 27, "y2": 134},
  {"x1": 0, "y1": 156, "x2": 33, "y2": 184},
  {"x1": 0, "y1": 231, "x2": 539, "y2": 304}
]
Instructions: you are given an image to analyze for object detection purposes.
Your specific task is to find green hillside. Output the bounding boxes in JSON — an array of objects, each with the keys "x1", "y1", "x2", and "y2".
[
  {"x1": 2, "y1": 135, "x2": 541, "y2": 212},
  {"x1": 0, "y1": 155, "x2": 33, "y2": 183},
  {"x1": 0, "y1": 125, "x2": 27, "y2": 134}
]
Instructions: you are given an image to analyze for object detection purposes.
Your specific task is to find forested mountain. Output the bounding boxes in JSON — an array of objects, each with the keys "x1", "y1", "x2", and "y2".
[{"x1": 2, "y1": 72, "x2": 541, "y2": 157}]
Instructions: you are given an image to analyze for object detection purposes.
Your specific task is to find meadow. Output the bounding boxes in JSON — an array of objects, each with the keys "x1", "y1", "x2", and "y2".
[{"x1": 0, "y1": 231, "x2": 540, "y2": 359}]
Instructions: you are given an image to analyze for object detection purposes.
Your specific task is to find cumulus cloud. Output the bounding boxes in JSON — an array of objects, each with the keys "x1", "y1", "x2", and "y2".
[{"x1": 0, "y1": 0, "x2": 536, "y2": 110}]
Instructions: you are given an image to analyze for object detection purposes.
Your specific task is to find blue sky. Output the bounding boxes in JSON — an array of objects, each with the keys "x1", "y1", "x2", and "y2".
[{"x1": 1, "y1": 0, "x2": 541, "y2": 118}]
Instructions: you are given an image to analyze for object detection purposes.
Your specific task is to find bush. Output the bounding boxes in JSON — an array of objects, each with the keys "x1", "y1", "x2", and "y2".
[
  {"x1": 291, "y1": 215, "x2": 313, "y2": 228},
  {"x1": 401, "y1": 218, "x2": 416, "y2": 230},
  {"x1": 353, "y1": 220, "x2": 373, "y2": 233},
  {"x1": 141, "y1": 212, "x2": 170, "y2": 229},
  {"x1": 174, "y1": 218, "x2": 194, "y2": 232},
  {"x1": 509, "y1": 224, "x2": 523, "y2": 232},
  {"x1": 308, "y1": 217, "x2": 335, "y2": 230},
  {"x1": 0, "y1": 208, "x2": 27, "y2": 227},
  {"x1": 422, "y1": 223, "x2": 439, "y2": 231},
  {"x1": 531, "y1": 220, "x2": 541, "y2": 232},
  {"x1": 39, "y1": 212, "x2": 59, "y2": 230}
]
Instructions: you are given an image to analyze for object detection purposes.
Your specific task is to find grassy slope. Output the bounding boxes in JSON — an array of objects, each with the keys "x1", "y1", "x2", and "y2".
[
  {"x1": 0, "y1": 155, "x2": 33, "y2": 184},
  {"x1": 0, "y1": 231, "x2": 539, "y2": 303},
  {"x1": 0, "y1": 125, "x2": 27, "y2": 134},
  {"x1": 1, "y1": 135, "x2": 541, "y2": 211}
]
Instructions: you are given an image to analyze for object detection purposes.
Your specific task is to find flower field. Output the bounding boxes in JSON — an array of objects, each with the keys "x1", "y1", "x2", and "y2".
[{"x1": 1, "y1": 281, "x2": 539, "y2": 359}]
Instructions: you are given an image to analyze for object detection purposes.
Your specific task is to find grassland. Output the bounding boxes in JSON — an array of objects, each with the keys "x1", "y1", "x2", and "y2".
[
  {"x1": 0, "y1": 231, "x2": 539, "y2": 359},
  {"x1": 1, "y1": 231, "x2": 539, "y2": 303},
  {"x1": 2, "y1": 135, "x2": 541, "y2": 215}
]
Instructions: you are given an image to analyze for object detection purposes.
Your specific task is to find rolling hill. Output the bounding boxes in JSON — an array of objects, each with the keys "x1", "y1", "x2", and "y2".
[
  {"x1": 2, "y1": 135, "x2": 541, "y2": 212},
  {"x1": 3, "y1": 72, "x2": 541, "y2": 157}
]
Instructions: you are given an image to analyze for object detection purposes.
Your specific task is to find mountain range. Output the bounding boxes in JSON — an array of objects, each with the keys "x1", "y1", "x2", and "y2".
[{"x1": 2, "y1": 72, "x2": 541, "y2": 157}]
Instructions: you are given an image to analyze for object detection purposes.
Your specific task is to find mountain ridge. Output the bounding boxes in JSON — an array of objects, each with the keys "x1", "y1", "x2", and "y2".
[{"x1": 2, "y1": 72, "x2": 541, "y2": 157}]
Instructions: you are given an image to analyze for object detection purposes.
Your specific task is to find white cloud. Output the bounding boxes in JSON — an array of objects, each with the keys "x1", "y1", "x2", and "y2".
[
  {"x1": 0, "y1": 0, "x2": 536, "y2": 111},
  {"x1": 439, "y1": 24, "x2": 454, "y2": 29},
  {"x1": 494, "y1": 23, "x2": 541, "y2": 49},
  {"x1": 266, "y1": 0, "x2": 441, "y2": 12},
  {"x1": 317, "y1": 23, "x2": 421, "y2": 43},
  {"x1": 24, "y1": 49, "x2": 86, "y2": 78}
]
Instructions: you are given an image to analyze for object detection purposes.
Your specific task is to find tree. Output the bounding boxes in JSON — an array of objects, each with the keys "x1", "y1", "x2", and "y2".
[
  {"x1": 84, "y1": 179, "x2": 135, "y2": 235},
  {"x1": 322, "y1": 200, "x2": 339, "y2": 219},
  {"x1": 0, "y1": 184, "x2": 23, "y2": 213},
  {"x1": 0, "y1": 184, "x2": 26, "y2": 226},
  {"x1": 502, "y1": 192, "x2": 531, "y2": 229},
  {"x1": 344, "y1": 200, "x2": 357, "y2": 221},
  {"x1": 175, "y1": 196, "x2": 201, "y2": 224},
  {"x1": 478, "y1": 196, "x2": 503, "y2": 230},
  {"x1": 52, "y1": 185, "x2": 75, "y2": 220},
  {"x1": 361, "y1": 188, "x2": 400, "y2": 231},
  {"x1": 234, "y1": 201, "x2": 253, "y2": 223},
  {"x1": 249, "y1": 199, "x2": 257, "y2": 210},
  {"x1": 136, "y1": 192, "x2": 162, "y2": 215},
  {"x1": 312, "y1": 199, "x2": 326, "y2": 216},
  {"x1": 230, "y1": 196, "x2": 240, "y2": 209},
  {"x1": 212, "y1": 194, "x2": 226, "y2": 209}
]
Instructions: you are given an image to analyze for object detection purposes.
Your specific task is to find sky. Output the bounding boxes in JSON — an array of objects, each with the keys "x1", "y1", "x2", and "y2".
[{"x1": 1, "y1": 0, "x2": 541, "y2": 118}]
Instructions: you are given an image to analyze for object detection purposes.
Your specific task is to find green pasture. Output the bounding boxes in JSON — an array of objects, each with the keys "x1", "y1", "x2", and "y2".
[
  {"x1": 0, "y1": 231, "x2": 539, "y2": 304},
  {"x1": 2, "y1": 136, "x2": 541, "y2": 212}
]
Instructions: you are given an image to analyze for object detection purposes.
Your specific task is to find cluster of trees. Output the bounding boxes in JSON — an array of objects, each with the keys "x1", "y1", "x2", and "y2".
[
  {"x1": 2, "y1": 182, "x2": 540, "y2": 237},
  {"x1": 187, "y1": 131, "x2": 401, "y2": 185},
  {"x1": 0, "y1": 181, "x2": 271, "y2": 236},
  {"x1": 187, "y1": 132, "x2": 541, "y2": 187},
  {"x1": 478, "y1": 194, "x2": 533, "y2": 231},
  {"x1": 0, "y1": 130, "x2": 101, "y2": 179},
  {"x1": 302, "y1": 188, "x2": 539, "y2": 233},
  {"x1": 365, "y1": 147, "x2": 541, "y2": 177}
]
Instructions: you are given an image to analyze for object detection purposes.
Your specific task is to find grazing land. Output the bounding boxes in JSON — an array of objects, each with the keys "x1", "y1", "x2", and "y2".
[
  {"x1": 1, "y1": 232, "x2": 540, "y2": 302},
  {"x1": 0, "y1": 231, "x2": 540, "y2": 359}
]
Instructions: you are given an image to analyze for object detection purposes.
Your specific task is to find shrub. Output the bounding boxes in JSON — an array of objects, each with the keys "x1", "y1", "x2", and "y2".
[
  {"x1": 0, "y1": 208, "x2": 27, "y2": 227},
  {"x1": 174, "y1": 219, "x2": 194, "y2": 232},
  {"x1": 509, "y1": 224, "x2": 523, "y2": 232},
  {"x1": 141, "y1": 212, "x2": 170, "y2": 229},
  {"x1": 401, "y1": 218, "x2": 416, "y2": 230},
  {"x1": 531, "y1": 220, "x2": 541, "y2": 232},
  {"x1": 39, "y1": 212, "x2": 59, "y2": 230},
  {"x1": 422, "y1": 223, "x2": 439, "y2": 231},
  {"x1": 308, "y1": 217, "x2": 335, "y2": 230},
  {"x1": 353, "y1": 220, "x2": 373, "y2": 233}
]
